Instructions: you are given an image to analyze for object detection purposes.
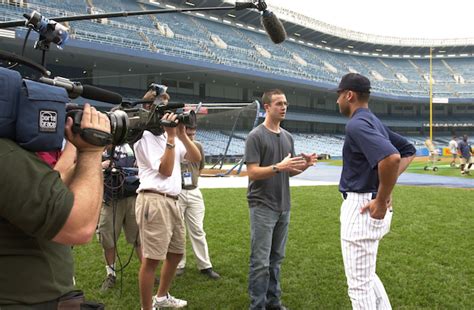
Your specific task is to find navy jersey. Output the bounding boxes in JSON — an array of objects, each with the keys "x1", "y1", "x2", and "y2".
[{"x1": 339, "y1": 108, "x2": 416, "y2": 193}]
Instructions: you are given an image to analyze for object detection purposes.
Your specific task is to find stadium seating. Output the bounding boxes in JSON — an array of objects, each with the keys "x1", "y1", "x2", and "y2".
[
  {"x1": 193, "y1": 130, "x2": 461, "y2": 157},
  {"x1": 1, "y1": 1, "x2": 473, "y2": 99}
]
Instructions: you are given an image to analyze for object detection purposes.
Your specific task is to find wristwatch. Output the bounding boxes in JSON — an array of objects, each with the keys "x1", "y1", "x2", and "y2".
[
  {"x1": 272, "y1": 165, "x2": 280, "y2": 174},
  {"x1": 166, "y1": 142, "x2": 175, "y2": 149}
]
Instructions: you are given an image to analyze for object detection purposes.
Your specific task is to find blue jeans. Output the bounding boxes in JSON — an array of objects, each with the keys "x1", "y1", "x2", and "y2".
[{"x1": 249, "y1": 206, "x2": 290, "y2": 310}]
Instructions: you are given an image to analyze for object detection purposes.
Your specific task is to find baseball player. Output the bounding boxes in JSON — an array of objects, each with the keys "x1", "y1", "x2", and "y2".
[
  {"x1": 458, "y1": 134, "x2": 473, "y2": 175},
  {"x1": 335, "y1": 73, "x2": 416, "y2": 309}
]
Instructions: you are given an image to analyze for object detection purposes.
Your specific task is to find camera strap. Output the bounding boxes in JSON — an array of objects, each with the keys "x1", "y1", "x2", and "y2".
[
  {"x1": 67, "y1": 110, "x2": 112, "y2": 146},
  {"x1": 80, "y1": 128, "x2": 112, "y2": 147},
  {"x1": 159, "y1": 119, "x2": 178, "y2": 127}
]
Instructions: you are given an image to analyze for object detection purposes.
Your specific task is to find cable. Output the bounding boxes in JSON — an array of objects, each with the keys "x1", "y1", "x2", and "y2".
[
  {"x1": 0, "y1": 49, "x2": 50, "y2": 76},
  {"x1": 41, "y1": 49, "x2": 46, "y2": 67},
  {"x1": 6, "y1": 27, "x2": 32, "y2": 70},
  {"x1": 102, "y1": 147, "x2": 138, "y2": 297}
]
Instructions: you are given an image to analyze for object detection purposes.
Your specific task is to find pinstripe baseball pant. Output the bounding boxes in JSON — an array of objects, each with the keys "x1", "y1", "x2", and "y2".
[{"x1": 340, "y1": 192, "x2": 393, "y2": 310}]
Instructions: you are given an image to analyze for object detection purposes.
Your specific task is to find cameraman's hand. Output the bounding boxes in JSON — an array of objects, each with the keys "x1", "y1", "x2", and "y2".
[
  {"x1": 162, "y1": 112, "x2": 178, "y2": 137},
  {"x1": 176, "y1": 123, "x2": 187, "y2": 141},
  {"x1": 142, "y1": 89, "x2": 156, "y2": 101},
  {"x1": 65, "y1": 104, "x2": 110, "y2": 153}
]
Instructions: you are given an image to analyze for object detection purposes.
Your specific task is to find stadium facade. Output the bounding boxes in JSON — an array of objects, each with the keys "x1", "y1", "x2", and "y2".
[{"x1": 1, "y1": 0, "x2": 473, "y2": 142}]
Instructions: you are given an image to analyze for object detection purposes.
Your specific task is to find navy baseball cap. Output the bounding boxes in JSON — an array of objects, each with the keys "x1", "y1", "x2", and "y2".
[{"x1": 333, "y1": 73, "x2": 371, "y2": 93}]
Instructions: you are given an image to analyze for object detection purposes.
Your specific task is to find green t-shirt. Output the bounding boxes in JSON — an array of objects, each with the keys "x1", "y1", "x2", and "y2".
[
  {"x1": 180, "y1": 141, "x2": 205, "y2": 188},
  {"x1": 0, "y1": 139, "x2": 75, "y2": 305}
]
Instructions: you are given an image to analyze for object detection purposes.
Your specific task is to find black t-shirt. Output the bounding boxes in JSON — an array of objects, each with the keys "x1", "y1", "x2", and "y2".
[
  {"x1": 245, "y1": 124, "x2": 295, "y2": 212},
  {"x1": 339, "y1": 108, "x2": 416, "y2": 194},
  {"x1": 0, "y1": 139, "x2": 75, "y2": 305}
]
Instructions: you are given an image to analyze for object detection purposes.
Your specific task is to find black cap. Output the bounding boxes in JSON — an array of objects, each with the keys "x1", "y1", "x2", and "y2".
[{"x1": 334, "y1": 73, "x2": 371, "y2": 93}]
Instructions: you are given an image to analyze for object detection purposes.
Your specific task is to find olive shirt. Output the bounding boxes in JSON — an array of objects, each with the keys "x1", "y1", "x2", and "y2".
[
  {"x1": 0, "y1": 139, "x2": 75, "y2": 305},
  {"x1": 181, "y1": 141, "x2": 205, "y2": 189}
]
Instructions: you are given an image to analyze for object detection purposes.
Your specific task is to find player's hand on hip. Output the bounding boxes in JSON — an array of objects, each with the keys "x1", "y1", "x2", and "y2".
[{"x1": 360, "y1": 198, "x2": 387, "y2": 220}]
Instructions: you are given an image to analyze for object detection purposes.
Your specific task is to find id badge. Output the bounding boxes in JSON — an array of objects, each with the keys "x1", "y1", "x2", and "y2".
[{"x1": 183, "y1": 172, "x2": 192, "y2": 186}]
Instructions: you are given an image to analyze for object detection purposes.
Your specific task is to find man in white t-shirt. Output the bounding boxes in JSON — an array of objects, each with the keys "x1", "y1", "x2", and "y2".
[
  {"x1": 448, "y1": 136, "x2": 458, "y2": 167},
  {"x1": 134, "y1": 87, "x2": 201, "y2": 310}
]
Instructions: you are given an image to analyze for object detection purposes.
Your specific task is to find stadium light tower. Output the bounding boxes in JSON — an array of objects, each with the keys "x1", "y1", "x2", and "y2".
[{"x1": 429, "y1": 47, "x2": 433, "y2": 141}]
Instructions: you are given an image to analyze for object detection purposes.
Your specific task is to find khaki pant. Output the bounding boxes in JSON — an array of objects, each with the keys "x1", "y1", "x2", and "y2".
[
  {"x1": 98, "y1": 196, "x2": 139, "y2": 249},
  {"x1": 135, "y1": 192, "x2": 185, "y2": 260},
  {"x1": 177, "y1": 188, "x2": 212, "y2": 270}
]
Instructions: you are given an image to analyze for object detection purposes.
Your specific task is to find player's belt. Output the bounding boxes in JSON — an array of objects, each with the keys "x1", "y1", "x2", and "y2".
[
  {"x1": 140, "y1": 189, "x2": 179, "y2": 200},
  {"x1": 342, "y1": 192, "x2": 377, "y2": 200}
]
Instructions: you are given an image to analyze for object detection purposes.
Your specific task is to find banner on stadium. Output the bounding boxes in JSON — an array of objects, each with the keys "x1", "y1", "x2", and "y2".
[
  {"x1": 442, "y1": 147, "x2": 458, "y2": 156},
  {"x1": 433, "y1": 97, "x2": 449, "y2": 104}
]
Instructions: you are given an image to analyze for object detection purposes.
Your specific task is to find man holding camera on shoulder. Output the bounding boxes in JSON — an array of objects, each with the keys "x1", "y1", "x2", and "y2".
[
  {"x1": 0, "y1": 104, "x2": 110, "y2": 308},
  {"x1": 134, "y1": 85, "x2": 201, "y2": 310}
]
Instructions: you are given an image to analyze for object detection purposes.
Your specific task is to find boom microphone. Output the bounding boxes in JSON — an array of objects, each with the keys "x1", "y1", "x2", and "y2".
[
  {"x1": 81, "y1": 85, "x2": 122, "y2": 105},
  {"x1": 261, "y1": 10, "x2": 287, "y2": 44},
  {"x1": 235, "y1": 2, "x2": 257, "y2": 10},
  {"x1": 38, "y1": 76, "x2": 122, "y2": 104},
  {"x1": 163, "y1": 102, "x2": 185, "y2": 110}
]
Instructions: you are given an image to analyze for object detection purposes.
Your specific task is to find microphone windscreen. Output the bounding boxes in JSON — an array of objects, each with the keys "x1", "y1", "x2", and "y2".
[
  {"x1": 81, "y1": 84, "x2": 122, "y2": 105},
  {"x1": 166, "y1": 102, "x2": 185, "y2": 109},
  {"x1": 235, "y1": 2, "x2": 257, "y2": 10},
  {"x1": 261, "y1": 10, "x2": 287, "y2": 44}
]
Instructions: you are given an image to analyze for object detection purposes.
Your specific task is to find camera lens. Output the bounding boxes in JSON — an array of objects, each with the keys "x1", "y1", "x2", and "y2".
[
  {"x1": 107, "y1": 110, "x2": 129, "y2": 145},
  {"x1": 178, "y1": 110, "x2": 196, "y2": 128}
]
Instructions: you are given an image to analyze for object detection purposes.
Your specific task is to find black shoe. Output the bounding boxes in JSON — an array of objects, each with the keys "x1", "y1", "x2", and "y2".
[
  {"x1": 266, "y1": 305, "x2": 288, "y2": 310},
  {"x1": 100, "y1": 274, "x2": 116, "y2": 292},
  {"x1": 200, "y1": 268, "x2": 220, "y2": 279},
  {"x1": 175, "y1": 267, "x2": 185, "y2": 276}
]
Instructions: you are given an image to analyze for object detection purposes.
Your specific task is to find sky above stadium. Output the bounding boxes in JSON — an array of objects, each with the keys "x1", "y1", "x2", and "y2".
[{"x1": 268, "y1": 0, "x2": 474, "y2": 39}]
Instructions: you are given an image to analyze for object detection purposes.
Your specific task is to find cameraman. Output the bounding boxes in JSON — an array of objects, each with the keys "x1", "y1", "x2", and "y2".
[
  {"x1": 0, "y1": 104, "x2": 110, "y2": 308},
  {"x1": 176, "y1": 124, "x2": 220, "y2": 279},
  {"x1": 134, "y1": 87, "x2": 201, "y2": 310},
  {"x1": 98, "y1": 143, "x2": 142, "y2": 292}
]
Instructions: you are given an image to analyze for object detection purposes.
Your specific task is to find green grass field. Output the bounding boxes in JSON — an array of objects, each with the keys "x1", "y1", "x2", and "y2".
[
  {"x1": 74, "y1": 186, "x2": 474, "y2": 309},
  {"x1": 407, "y1": 158, "x2": 474, "y2": 177}
]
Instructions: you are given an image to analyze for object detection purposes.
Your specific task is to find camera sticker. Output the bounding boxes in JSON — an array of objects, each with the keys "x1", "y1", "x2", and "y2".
[{"x1": 39, "y1": 110, "x2": 58, "y2": 133}]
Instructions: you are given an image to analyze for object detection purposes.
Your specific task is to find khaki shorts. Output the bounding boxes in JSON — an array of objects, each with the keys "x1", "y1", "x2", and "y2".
[
  {"x1": 135, "y1": 192, "x2": 185, "y2": 260},
  {"x1": 460, "y1": 157, "x2": 473, "y2": 165},
  {"x1": 98, "y1": 196, "x2": 140, "y2": 249}
]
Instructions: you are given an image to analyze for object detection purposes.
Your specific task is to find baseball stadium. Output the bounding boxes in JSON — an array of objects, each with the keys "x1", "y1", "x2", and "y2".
[{"x1": 0, "y1": 0, "x2": 472, "y2": 308}]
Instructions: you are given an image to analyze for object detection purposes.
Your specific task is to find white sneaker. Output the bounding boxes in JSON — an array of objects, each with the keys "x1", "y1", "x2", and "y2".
[{"x1": 152, "y1": 294, "x2": 187, "y2": 308}]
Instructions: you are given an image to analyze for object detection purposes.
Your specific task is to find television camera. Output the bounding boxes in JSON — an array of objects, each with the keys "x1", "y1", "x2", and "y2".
[
  {"x1": 0, "y1": 0, "x2": 284, "y2": 151},
  {"x1": 0, "y1": 64, "x2": 196, "y2": 151}
]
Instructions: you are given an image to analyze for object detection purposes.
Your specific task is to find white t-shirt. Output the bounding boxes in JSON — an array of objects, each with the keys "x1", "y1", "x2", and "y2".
[
  {"x1": 449, "y1": 139, "x2": 458, "y2": 154},
  {"x1": 133, "y1": 130, "x2": 186, "y2": 196}
]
